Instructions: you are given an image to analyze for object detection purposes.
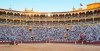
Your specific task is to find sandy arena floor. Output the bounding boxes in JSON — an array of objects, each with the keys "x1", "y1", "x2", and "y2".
[{"x1": 0, "y1": 43, "x2": 100, "y2": 51}]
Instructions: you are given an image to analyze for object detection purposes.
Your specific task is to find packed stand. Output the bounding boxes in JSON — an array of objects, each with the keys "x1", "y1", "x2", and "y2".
[{"x1": 0, "y1": 25, "x2": 100, "y2": 42}]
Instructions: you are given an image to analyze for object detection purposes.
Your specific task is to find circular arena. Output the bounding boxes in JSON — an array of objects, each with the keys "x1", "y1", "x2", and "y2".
[{"x1": 0, "y1": 2, "x2": 100, "y2": 51}]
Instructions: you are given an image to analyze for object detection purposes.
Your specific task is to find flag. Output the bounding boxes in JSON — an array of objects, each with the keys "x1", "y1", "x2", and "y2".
[{"x1": 80, "y1": 3, "x2": 83, "y2": 6}]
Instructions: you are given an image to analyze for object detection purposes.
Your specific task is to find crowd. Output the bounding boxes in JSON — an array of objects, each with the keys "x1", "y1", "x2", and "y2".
[
  {"x1": 0, "y1": 25, "x2": 100, "y2": 42},
  {"x1": 0, "y1": 10, "x2": 100, "y2": 42}
]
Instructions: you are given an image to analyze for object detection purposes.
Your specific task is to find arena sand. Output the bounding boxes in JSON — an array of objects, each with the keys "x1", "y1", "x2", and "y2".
[{"x1": 0, "y1": 43, "x2": 100, "y2": 51}]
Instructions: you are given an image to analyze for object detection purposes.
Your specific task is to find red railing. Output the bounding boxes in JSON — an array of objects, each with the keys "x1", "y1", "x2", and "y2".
[{"x1": 0, "y1": 40, "x2": 100, "y2": 45}]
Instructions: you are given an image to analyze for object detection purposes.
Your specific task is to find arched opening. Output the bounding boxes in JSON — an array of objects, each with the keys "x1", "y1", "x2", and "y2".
[
  {"x1": 13, "y1": 13, "x2": 17, "y2": 18},
  {"x1": 33, "y1": 14, "x2": 36, "y2": 17},
  {"x1": 62, "y1": 14, "x2": 64, "y2": 17},
  {"x1": 86, "y1": 11, "x2": 89, "y2": 17},
  {"x1": 53, "y1": 14, "x2": 55, "y2": 17},
  {"x1": 14, "y1": 13, "x2": 17, "y2": 16},
  {"x1": 59, "y1": 14, "x2": 62, "y2": 17},
  {"x1": 31, "y1": 14, "x2": 34, "y2": 19},
  {"x1": 65, "y1": 14, "x2": 68, "y2": 16},
  {"x1": 59, "y1": 14, "x2": 63, "y2": 19},
  {"x1": 79, "y1": 12, "x2": 82, "y2": 17},
  {"x1": 27, "y1": 14, "x2": 31, "y2": 19},
  {"x1": 27, "y1": 14, "x2": 29, "y2": 17},
  {"x1": 94, "y1": 10, "x2": 97, "y2": 16},
  {"x1": 68, "y1": 13, "x2": 71, "y2": 18},
  {"x1": 2, "y1": 11, "x2": 6, "y2": 15},
  {"x1": 0, "y1": 11, "x2": 2, "y2": 15},
  {"x1": 97, "y1": 9, "x2": 100, "y2": 15},
  {"x1": 75, "y1": 13, "x2": 78, "y2": 18},
  {"x1": 14, "y1": 13, "x2": 20, "y2": 24},
  {"x1": 31, "y1": 14, "x2": 33, "y2": 17},
  {"x1": 33, "y1": 14, "x2": 37, "y2": 19},
  {"x1": 40, "y1": 14, "x2": 42, "y2": 17},
  {"x1": 53, "y1": 14, "x2": 57, "y2": 19},
  {"x1": 73, "y1": 13, "x2": 78, "y2": 18},
  {"x1": 72, "y1": 13, "x2": 74, "y2": 17},
  {"x1": 65, "y1": 14, "x2": 68, "y2": 18},
  {"x1": 89, "y1": 11, "x2": 93, "y2": 16},
  {"x1": 7, "y1": 12, "x2": 10, "y2": 15},
  {"x1": 40, "y1": 14, "x2": 43, "y2": 19},
  {"x1": 7, "y1": 12, "x2": 13, "y2": 18},
  {"x1": 10, "y1": 12, "x2": 13, "y2": 15},
  {"x1": 26, "y1": 14, "x2": 30, "y2": 19},
  {"x1": 43, "y1": 14, "x2": 46, "y2": 17},
  {"x1": 17, "y1": 13, "x2": 20, "y2": 16},
  {"x1": 21, "y1": 14, "x2": 26, "y2": 18},
  {"x1": 55, "y1": 14, "x2": 58, "y2": 17},
  {"x1": 55, "y1": 14, "x2": 58, "y2": 19},
  {"x1": 81, "y1": 12, "x2": 85, "y2": 17},
  {"x1": 0, "y1": 11, "x2": 6, "y2": 15},
  {"x1": 35, "y1": 14, "x2": 39, "y2": 17}
]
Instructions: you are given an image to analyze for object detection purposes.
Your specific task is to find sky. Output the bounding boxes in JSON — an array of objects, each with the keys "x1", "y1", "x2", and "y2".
[{"x1": 0, "y1": 0, "x2": 100, "y2": 12}]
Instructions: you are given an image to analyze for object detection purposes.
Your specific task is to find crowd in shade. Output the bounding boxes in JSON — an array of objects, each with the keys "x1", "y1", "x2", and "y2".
[{"x1": 0, "y1": 25, "x2": 100, "y2": 42}]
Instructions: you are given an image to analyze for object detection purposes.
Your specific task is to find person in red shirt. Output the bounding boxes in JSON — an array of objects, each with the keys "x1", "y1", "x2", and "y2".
[{"x1": 15, "y1": 40, "x2": 18, "y2": 45}]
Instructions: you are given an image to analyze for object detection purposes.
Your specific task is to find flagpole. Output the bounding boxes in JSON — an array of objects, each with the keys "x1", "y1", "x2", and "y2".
[
  {"x1": 80, "y1": 5, "x2": 81, "y2": 8},
  {"x1": 9, "y1": 5, "x2": 11, "y2": 10},
  {"x1": 80, "y1": 3, "x2": 81, "y2": 8}
]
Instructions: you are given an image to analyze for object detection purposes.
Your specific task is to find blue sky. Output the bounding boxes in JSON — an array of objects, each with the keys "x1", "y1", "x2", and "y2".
[{"x1": 0, "y1": 0, "x2": 99, "y2": 12}]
